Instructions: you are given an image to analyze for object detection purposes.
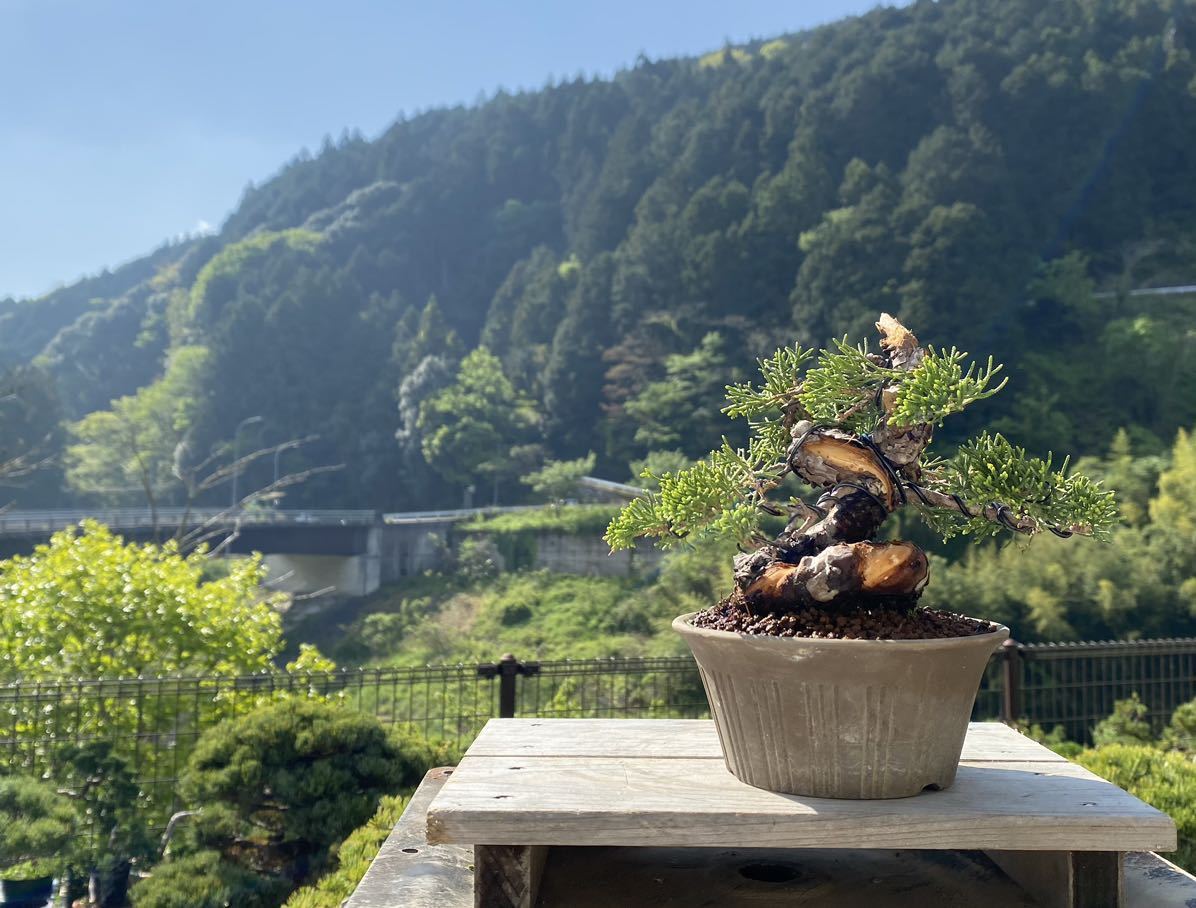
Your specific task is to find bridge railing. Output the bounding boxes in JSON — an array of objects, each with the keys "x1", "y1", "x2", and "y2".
[
  {"x1": 382, "y1": 504, "x2": 542, "y2": 524},
  {"x1": 0, "y1": 508, "x2": 377, "y2": 534}
]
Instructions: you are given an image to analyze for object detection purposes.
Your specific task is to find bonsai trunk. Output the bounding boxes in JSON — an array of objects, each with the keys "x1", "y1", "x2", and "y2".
[{"x1": 733, "y1": 314, "x2": 934, "y2": 615}]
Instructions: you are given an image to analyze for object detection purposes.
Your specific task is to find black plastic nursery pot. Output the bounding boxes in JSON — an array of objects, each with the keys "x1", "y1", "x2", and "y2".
[
  {"x1": 94, "y1": 860, "x2": 132, "y2": 908},
  {"x1": 0, "y1": 875, "x2": 55, "y2": 908}
]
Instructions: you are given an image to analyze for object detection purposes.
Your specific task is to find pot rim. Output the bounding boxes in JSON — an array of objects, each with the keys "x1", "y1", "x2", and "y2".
[{"x1": 672, "y1": 611, "x2": 1010, "y2": 650}]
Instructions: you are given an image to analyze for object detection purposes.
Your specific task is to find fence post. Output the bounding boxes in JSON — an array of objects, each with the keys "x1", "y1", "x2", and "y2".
[
  {"x1": 498, "y1": 654, "x2": 519, "y2": 718},
  {"x1": 1001, "y1": 638, "x2": 1023, "y2": 724},
  {"x1": 478, "y1": 654, "x2": 543, "y2": 719}
]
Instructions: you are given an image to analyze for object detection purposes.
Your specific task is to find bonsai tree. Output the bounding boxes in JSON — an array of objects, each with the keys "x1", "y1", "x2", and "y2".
[
  {"x1": 607, "y1": 314, "x2": 1117, "y2": 634},
  {"x1": 0, "y1": 774, "x2": 76, "y2": 881},
  {"x1": 54, "y1": 741, "x2": 155, "y2": 907},
  {"x1": 131, "y1": 699, "x2": 435, "y2": 907}
]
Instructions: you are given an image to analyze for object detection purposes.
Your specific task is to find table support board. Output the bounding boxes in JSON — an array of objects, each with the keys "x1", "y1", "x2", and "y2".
[
  {"x1": 473, "y1": 844, "x2": 546, "y2": 908},
  {"x1": 987, "y1": 849, "x2": 1124, "y2": 908},
  {"x1": 348, "y1": 768, "x2": 1196, "y2": 907},
  {"x1": 427, "y1": 720, "x2": 1177, "y2": 908}
]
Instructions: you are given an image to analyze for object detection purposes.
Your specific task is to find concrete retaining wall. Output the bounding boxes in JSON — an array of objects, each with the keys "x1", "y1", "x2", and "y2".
[{"x1": 527, "y1": 532, "x2": 662, "y2": 577}]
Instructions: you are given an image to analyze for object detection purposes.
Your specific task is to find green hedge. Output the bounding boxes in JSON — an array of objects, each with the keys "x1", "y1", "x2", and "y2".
[{"x1": 1076, "y1": 744, "x2": 1196, "y2": 870}]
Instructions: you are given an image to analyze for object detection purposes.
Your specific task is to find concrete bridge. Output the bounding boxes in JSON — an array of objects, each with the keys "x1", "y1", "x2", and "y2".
[
  {"x1": 0, "y1": 506, "x2": 536, "y2": 597},
  {"x1": 0, "y1": 494, "x2": 649, "y2": 596}
]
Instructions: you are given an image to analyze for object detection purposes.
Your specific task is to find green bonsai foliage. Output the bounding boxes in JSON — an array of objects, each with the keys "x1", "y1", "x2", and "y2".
[
  {"x1": 0, "y1": 775, "x2": 76, "y2": 877},
  {"x1": 54, "y1": 741, "x2": 155, "y2": 877},
  {"x1": 130, "y1": 849, "x2": 289, "y2": 908},
  {"x1": 607, "y1": 314, "x2": 1116, "y2": 613},
  {"x1": 131, "y1": 699, "x2": 434, "y2": 907}
]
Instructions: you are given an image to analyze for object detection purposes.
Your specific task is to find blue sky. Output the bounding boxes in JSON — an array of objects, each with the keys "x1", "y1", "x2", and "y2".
[{"x1": 0, "y1": 0, "x2": 890, "y2": 299}]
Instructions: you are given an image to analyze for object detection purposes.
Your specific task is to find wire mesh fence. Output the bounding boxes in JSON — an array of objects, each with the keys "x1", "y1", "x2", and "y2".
[
  {"x1": 5, "y1": 637, "x2": 1196, "y2": 831},
  {"x1": 516, "y1": 656, "x2": 709, "y2": 719},
  {"x1": 1004, "y1": 639, "x2": 1196, "y2": 742},
  {"x1": 0, "y1": 667, "x2": 500, "y2": 828}
]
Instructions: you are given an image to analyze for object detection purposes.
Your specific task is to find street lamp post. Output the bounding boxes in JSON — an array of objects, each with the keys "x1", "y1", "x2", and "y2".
[{"x1": 230, "y1": 415, "x2": 263, "y2": 509}]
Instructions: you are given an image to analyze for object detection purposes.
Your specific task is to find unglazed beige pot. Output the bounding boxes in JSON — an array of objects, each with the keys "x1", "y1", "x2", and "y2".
[{"x1": 674, "y1": 612, "x2": 1008, "y2": 799}]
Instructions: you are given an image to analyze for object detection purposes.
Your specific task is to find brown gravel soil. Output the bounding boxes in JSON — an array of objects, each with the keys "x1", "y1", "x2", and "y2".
[{"x1": 692, "y1": 593, "x2": 993, "y2": 640}]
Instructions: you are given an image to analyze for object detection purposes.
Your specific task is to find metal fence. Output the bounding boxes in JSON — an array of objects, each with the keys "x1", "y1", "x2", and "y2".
[
  {"x1": 4, "y1": 638, "x2": 1196, "y2": 827},
  {"x1": 993, "y1": 638, "x2": 1196, "y2": 742}
]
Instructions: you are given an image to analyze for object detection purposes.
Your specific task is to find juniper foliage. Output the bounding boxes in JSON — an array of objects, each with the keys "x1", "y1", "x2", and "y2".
[
  {"x1": 606, "y1": 327, "x2": 1117, "y2": 551},
  {"x1": 0, "y1": 775, "x2": 76, "y2": 873}
]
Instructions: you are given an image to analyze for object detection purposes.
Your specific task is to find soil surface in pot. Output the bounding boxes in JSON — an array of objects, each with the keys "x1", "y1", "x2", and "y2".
[{"x1": 693, "y1": 592, "x2": 992, "y2": 640}]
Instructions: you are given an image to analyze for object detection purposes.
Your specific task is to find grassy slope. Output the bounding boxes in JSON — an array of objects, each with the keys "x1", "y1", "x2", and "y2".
[{"x1": 285, "y1": 536, "x2": 737, "y2": 666}]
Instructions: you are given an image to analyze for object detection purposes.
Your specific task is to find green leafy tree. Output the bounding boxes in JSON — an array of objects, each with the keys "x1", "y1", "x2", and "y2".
[
  {"x1": 0, "y1": 364, "x2": 64, "y2": 505},
  {"x1": 54, "y1": 741, "x2": 156, "y2": 882},
  {"x1": 1075, "y1": 429, "x2": 1167, "y2": 528},
  {"x1": 898, "y1": 202, "x2": 1021, "y2": 351},
  {"x1": 0, "y1": 520, "x2": 283, "y2": 680},
  {"x1": 418, "y1": 347, "x2": 540, "y2": 501},
  {"x1": 522, "y1": 452, "x2": 596, "y2": 502},
  {"x1": 791, "y1": 166, "x2": 904, "y2": 347},
  {"x1": 66, "y1": 345, "x2": 208, "y2": 511},
  {"x1": 391, "y1": 296, "x2": 461, "y2": 375},
  {"x1": 1164, "y1": 699, "x2": 1196, "y2": 753},
  {"x1": 1151, "y1": 428, "x2": 1196, "y2": 539},
  {"x1": 542, "y1": 255, "x2": 615, "y2": 457},
  {"x1": 481, "y1": 247, "x2": 573, "y2": 390}
]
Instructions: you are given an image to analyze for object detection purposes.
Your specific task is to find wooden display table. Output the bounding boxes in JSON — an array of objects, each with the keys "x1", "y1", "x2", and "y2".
[{"x1": 425, "y1": 719, "x2": 1176, "y2": 907}]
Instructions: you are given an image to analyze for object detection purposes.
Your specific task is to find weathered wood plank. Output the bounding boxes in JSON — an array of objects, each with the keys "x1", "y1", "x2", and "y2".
[
  {"x1": 354, "y1": 762, "x2": 1192, "y2": 907},
  {"x1": 1124, "y1": 851, "x2": 1196, "y2": 906},
  {"x1": 464, "y1": 718, "x2": 1067, "y2": 763},
  {"x1": 427, "y1": 756, "x2": 1175, "y2": 852},
  {"x1": 346, "y1": 767, "x2": 472, "y2": 908},
  {"x1": 986, "y1": 850, "x2": 1125, "y2": 907},
  {"x1": 986, "y1": 850, "x2": 1073, "y2": 908},
  {"x1": 473, "y1": 844, "x2": 546, "y2": 908},
  {"x1": 1074, "y1": 851, "x2": 1125, "y2": 907}
]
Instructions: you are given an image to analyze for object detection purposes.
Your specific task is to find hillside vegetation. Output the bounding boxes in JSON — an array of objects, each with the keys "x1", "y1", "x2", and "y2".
[
  {"x1": 282, "y1": 415, "x2": 1196, "y2": 658},
  {"x1": 1, "y1": 0, "x2": 1194, "y2": 515}
]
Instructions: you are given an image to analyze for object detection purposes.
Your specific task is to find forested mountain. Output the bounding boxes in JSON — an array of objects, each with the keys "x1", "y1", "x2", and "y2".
[{"x1": 3, "y1": 0, "x2": 1196, "y2": 510}]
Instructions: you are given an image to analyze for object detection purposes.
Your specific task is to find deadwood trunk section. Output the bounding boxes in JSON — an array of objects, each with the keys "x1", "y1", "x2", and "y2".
[
  {"x1": 735, "y1": 542, "x2": 929, "y2": 609},
  {"x1": 737, "y1": 314, "x2": 937, "y2": 610}
]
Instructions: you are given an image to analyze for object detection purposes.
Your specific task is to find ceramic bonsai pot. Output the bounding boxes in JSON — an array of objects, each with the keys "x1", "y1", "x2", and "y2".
[
  {"x1": 674, "y1": 612, "x2": 1009, "y2": 799},
  {"x1": 0, "y1": 875, "x2": 56, "y2": 908}
]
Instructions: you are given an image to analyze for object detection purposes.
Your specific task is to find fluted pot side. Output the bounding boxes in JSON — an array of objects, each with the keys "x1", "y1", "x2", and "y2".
[{"x1": 674, "y1": 613, "x2": 1009, "y2": 799}]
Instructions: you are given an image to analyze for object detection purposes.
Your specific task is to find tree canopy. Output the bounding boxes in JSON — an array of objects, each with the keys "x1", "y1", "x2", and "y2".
[
  {"x1": 0, "y1": 521, "x2": 284, "y2": 679},
  {"x1": 0, "y1": 0, "x2": 1193, "y2": 513}
]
